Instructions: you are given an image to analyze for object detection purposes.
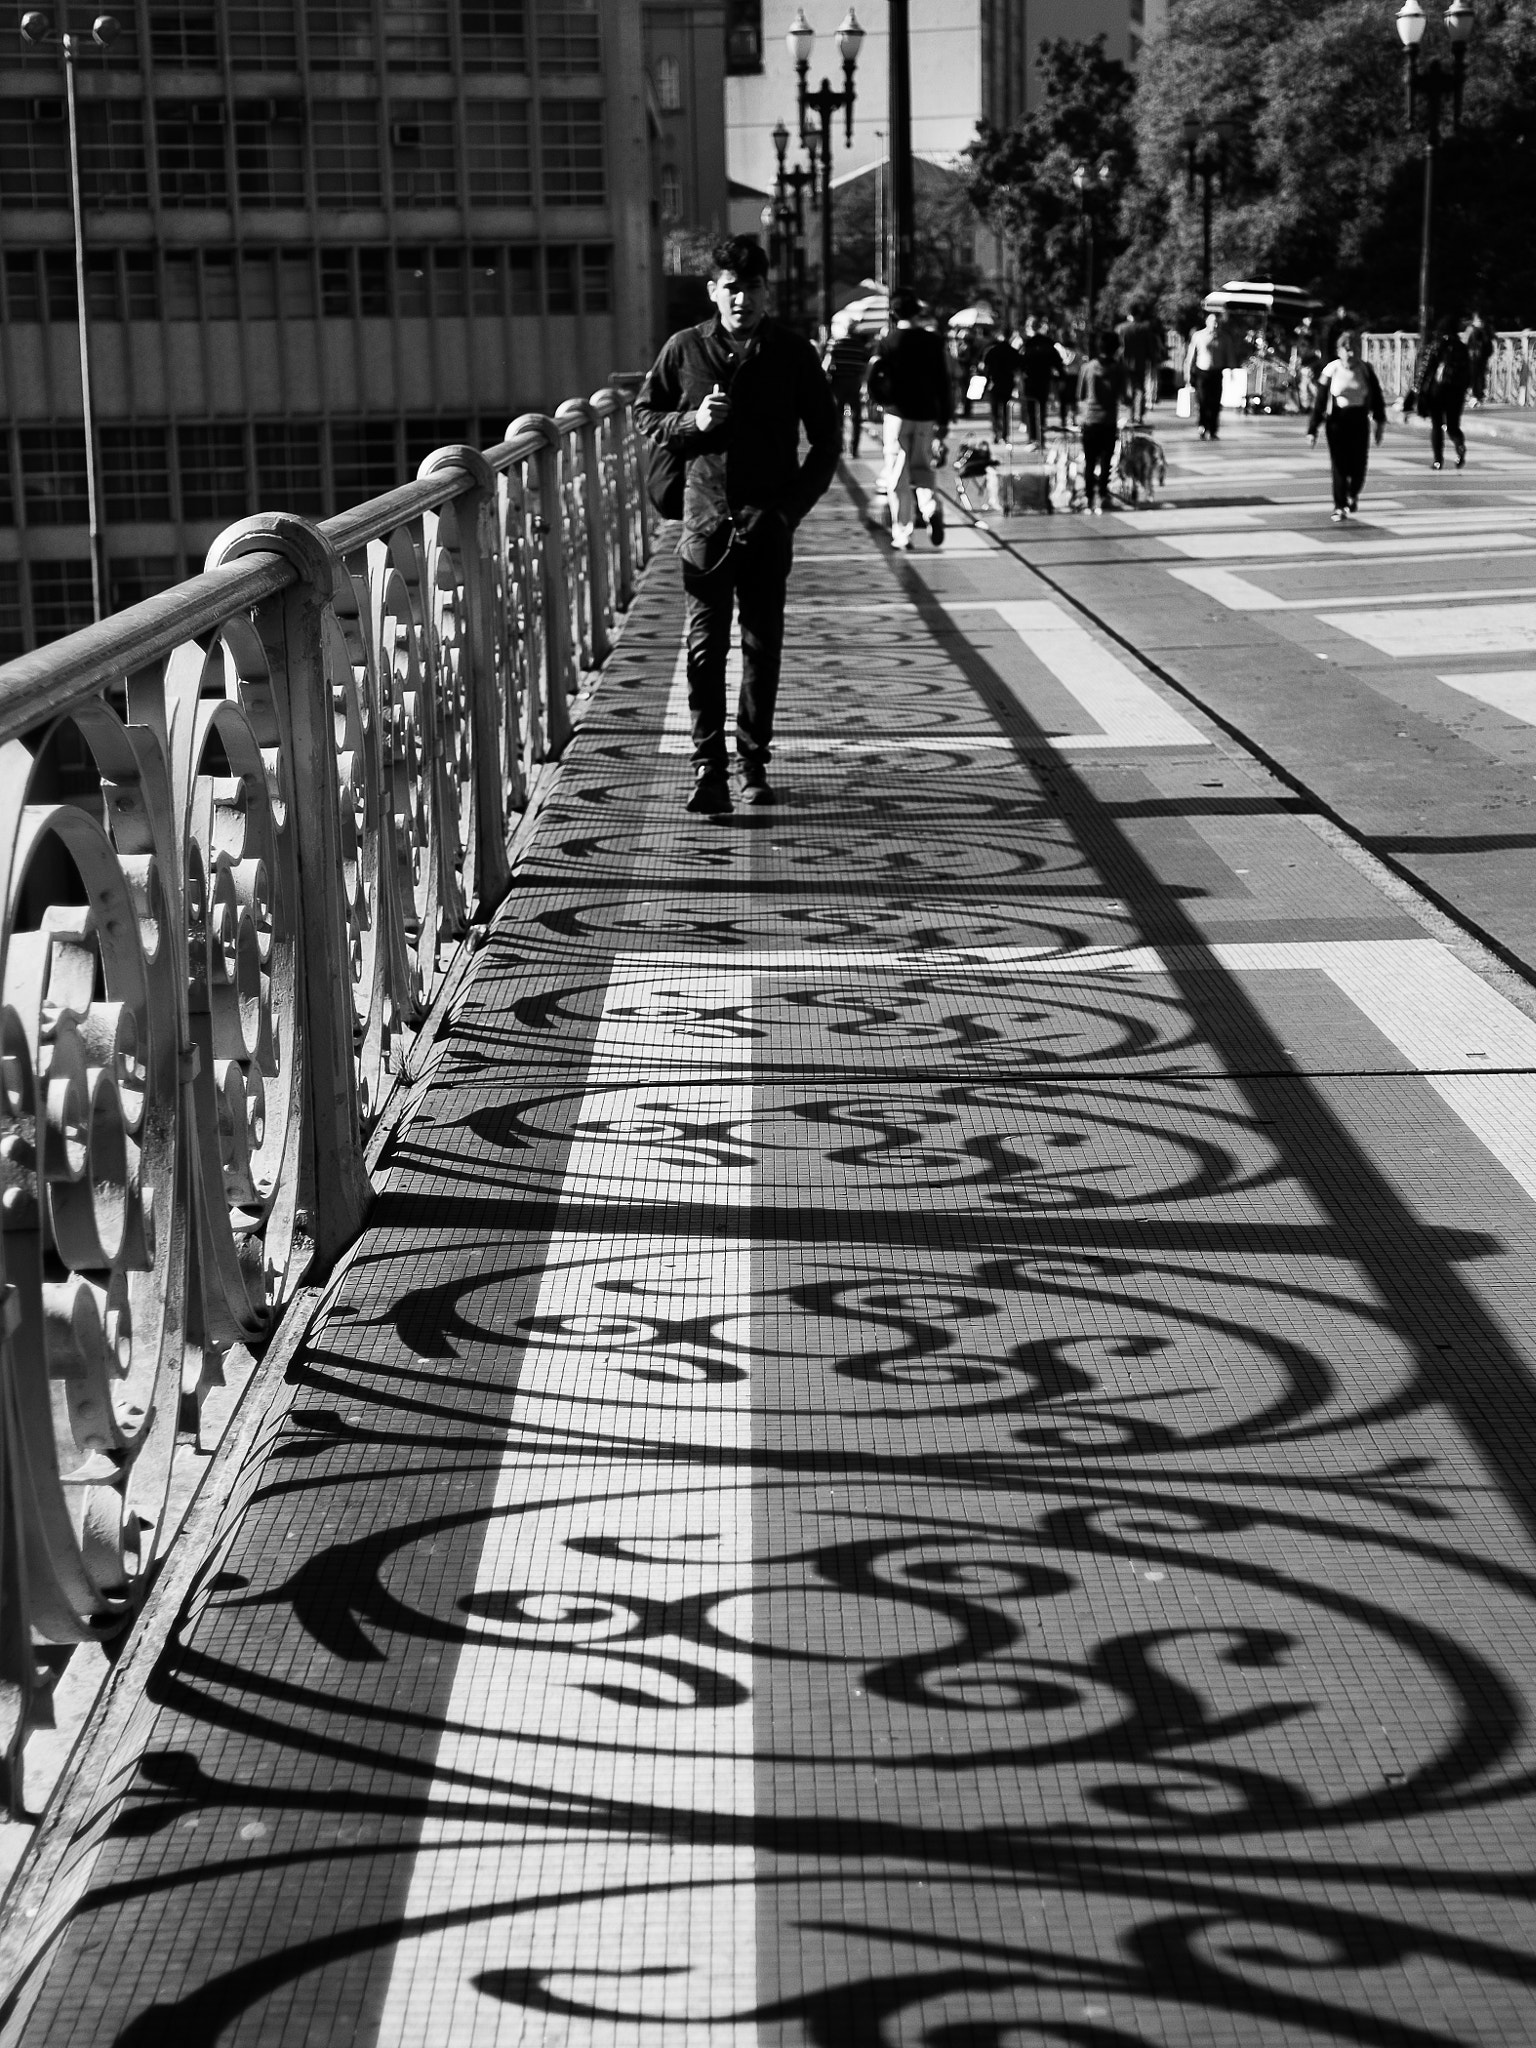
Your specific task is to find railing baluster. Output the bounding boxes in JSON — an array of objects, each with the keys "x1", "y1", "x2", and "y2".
[{"x1": 510, "y1": 414, "x2": 576, "y2": 757}]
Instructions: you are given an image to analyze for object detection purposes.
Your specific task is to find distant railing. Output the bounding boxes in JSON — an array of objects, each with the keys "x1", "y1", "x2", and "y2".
[
  {"x1": 1362, "y1": 329, "x2": 1536, "y2": 405},
  {"x1": 0, "y1": 391, "x2": 653, "y2": 1805}
]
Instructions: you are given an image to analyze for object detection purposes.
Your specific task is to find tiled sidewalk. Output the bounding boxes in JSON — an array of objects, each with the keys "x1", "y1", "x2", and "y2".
[{"x1": 11, "y1": 478, "x2": 1536, "y2": 2044}]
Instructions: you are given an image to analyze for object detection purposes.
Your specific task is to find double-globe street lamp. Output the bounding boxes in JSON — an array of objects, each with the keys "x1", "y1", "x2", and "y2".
[
  {"x1": 1182, "y1": 112, "x2": 1242, "y2": 300},
  {"x1": 20, "y1": 5, "x2": 120, "y2": 624},
  {"x1": 1070, "y1": 153, "x2": 1116, "y2": 334},
  {"x1": 1394, "y1": 0, "x2": 1475, "y2": 344},
  {"x1": 786, "y1": 7, "x2": 864, "y2": 335},
  {"x1": 770, "y1": 118, "x2": 814, "y2": 326}
]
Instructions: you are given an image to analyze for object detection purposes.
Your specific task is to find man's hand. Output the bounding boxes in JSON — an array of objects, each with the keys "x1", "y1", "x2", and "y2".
[
  {"x1": 1308, "y1": 431, "x2": 1318, "y2": 446},
  {"x1": 1373, "y1": 422, "x2": 1384, "y2": 446},
  {"x1": 696, "y1": 383, "x2": 731, "y2": 433}
]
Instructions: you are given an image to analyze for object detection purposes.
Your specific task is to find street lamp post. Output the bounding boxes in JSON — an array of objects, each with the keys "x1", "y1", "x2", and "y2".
[
  {"x1": 20, "y1": 6, "x2": 119, "y2": 625},
  {"x1": 1070, "y1": 154, "x2": 1116, "y2": 333},
  {"x1": 1395, "y1": 0, "x2": 1475, "y2": 344},
  {"x1": 1182, "y1": 112, "x2": 1240, "y2": 300},
  {"x1": 786, "y1": 8, "x2": 865, "y2": 335}
]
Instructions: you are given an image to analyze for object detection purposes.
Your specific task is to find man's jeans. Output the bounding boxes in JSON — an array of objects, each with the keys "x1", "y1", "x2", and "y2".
[
  {"x1": 882, "y1": 413, "x2": 937, "y2": 544},
  {"x1": 682, "y1": 518, "x2": 792, "y2": 769}
]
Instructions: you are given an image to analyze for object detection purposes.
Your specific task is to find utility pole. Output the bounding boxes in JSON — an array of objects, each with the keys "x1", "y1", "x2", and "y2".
[{"x1": 888, "y1": 0, "x2": 914, "y2": 293}]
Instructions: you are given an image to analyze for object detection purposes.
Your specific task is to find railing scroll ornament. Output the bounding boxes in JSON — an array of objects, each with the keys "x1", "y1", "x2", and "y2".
[{"x1": 0, "y1": 390, "x2": 651, "y2": 1808}]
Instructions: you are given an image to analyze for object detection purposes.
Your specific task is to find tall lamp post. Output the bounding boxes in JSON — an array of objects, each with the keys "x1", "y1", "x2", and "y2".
[
  {"x1": 786, "y1": 7, "x2": 865, "y2": 335},
  {"x1": 20, "y1": 6, "x2": 119, "y2": 625},
  {"x1": 1182, "y1": 112, "x2": 1241, "y2": 299},
  {"x1": 1395, "y1": 0, "x2": 1475, "y2": 344},
  {"x1": 1070, "y1": 153, "x2": 1116, "y2": 333}
]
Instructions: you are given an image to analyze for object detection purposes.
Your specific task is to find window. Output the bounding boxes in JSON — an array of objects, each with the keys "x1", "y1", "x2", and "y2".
[
  {"x1": 313, "y1": 102, "x2": 382, "y2": 206},
  {"x1": 538, "y1": 0, "x2": 599, "y2": 72},
  {"x1": 466, "y1": 103, "x2": 532, "y2": 204},
  {"x1": 540, "y1": 100, "x2": 604, "y2": 205},
  {"x1": 384, "y1": 0, "x2": 450, "y2": 70},
  {"x1": 164, "y1": 252, "x2": 201, "y2": 319},
  {"x1": 395, "y1": 249, "x2": 429, "y2": 316},
  {"x1": 546, "y1": 244, "x2": 575, "y2": 313},
  {"x1": 202, "y1": 251, "x2": 239, "y2": 317},
  {"x1": 79, "y1": 106, "x2": 149, "y2": 209},
  {"x1": 0, "y1": 565, "x2": 22, "y2": 659},
  {"x1": 470, "y1": 245, "x2": 504, "y2": 314},
  {"x1": 405, "y1": 417, "x2": 468, "y2": 471},
  {"x1": 108, "y1": 558, "x2": 178, "y2": 615},
  {"x1": 390, "y1": 101, "x2": 458, "y2": 206},
  {"x1": 155, "y1": 103, "x2": 230, "y2": 208},
  {"x1": 331, "y1": 421, "x2": 397, "y2": 503},
  {"x1": 1130, "y1": 0, "x2": 1145, "y2": 20},
  {"x1": 654, "y1": 56, "x2": 681, "y2": 110},
  {"x1": 307, "y1": 4, "x2": 376, "y2": 66},
  {"x1": 102, "y1": 427, "x2": 173, "y2": 522},
  {"x1": 659, "y1": 161, "x2": 680, "y2": 220},
  {"x1": 228, "y1": 3, "x2": 299, "y2": 67},
  {"x1": 236, "y1": 101, "x2": 307, "y2": 206},
  {"x1": 241, "y1": 249, "x2": 278, "y2": 317},
  {"x1": 581, "y1": 244, "x2": 612, "y2": 312},
  {"x1": 30, "y1": 561, "x2": 94, "y2": 645},
  {"x1": 125, "y1": 252, "x2": 159, "y2": 318},
  {"x1": 85, "y1": 252, "x2": 121, "y2": 321},
  {"x1": 277, "y1": 250, "x2": 316, "y2": 316},
  {"x1": 4, "y1": 253, "x2": 40, "y2": 323},
  {"x1": 254, "y1": 423, "x2": 324, "y2": 513},
  {"x1": 43, "y1": 251, "x2": 76, "y2": 323},
  {"x1": 461, "y1": 2, "x2": 527, "y2": 70},
  {"x1": 320, "y1": 249, "x2": 354, "y2": 315},
  {"x1": 151, "y1": 6, "x2": 219, "y2": 65},
  {"x1": 178, "y1": 425, "x2": 249, "y2": 520},
  {"x1": 20, "y1": 426, "x2": 89, "y2": 526},
  {"x1": 0, "y1": 101, "x2": 70, "y2": 208},
  {"x1": 508, "y1": 245, "x2": 539, "y2": 314},
  {"x1": 433, "y1": 246, "x2": 466, "y2": 314},
  {"x1": 0, "y1": 438, "x2": 13, "y2": 526},
  {"x1": 358, "y1": 248, "x2": 390, "y2": 314}
]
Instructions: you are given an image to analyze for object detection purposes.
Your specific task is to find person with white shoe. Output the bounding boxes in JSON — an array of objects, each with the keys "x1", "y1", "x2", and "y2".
[
  {"x1": 867, "y1": 289, "x2": 950, "y2": 552},
  {"x1": 1308, "y1": 329, "x2": 1386, "y2": 524}
]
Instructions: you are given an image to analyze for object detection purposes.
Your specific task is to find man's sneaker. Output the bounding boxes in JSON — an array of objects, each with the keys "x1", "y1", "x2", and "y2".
[
  {"x1": 739, "y1": 762, "x2": 778, "y2": 806},
  {"x1": 685, "y1": 766, "x2": 732, "y2": 815},
  {"x1": 929, "y1": 503, "x2": 945, "y2": 547},
  {"x1": 1331, "y1": 508, "x2": 1346, "y2": 524},
  {"x1": 892, "y1": 530, "x2": 913, "y2": 551},
  {"x1": 1347, "y1": 493, "x2": 1358, "y2": 511}
]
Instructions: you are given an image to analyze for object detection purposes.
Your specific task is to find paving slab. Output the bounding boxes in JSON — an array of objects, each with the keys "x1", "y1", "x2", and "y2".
[{"x1": 11, "y1": 473, "x2": 1536, "y2": 2046}]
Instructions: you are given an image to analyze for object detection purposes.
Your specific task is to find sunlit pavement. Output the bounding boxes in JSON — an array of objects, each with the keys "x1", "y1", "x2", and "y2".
[{"x1": 14, "y1": 437, "x2": 1536, "y2": 2044}]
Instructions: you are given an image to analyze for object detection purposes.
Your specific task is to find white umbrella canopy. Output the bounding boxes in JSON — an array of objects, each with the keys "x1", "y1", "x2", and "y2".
[
  {"x1": 948, "y1": 304, "x2": 998, "y2": 329},
  {"x1": 1203, "y1": 280, "x2": 1323, "y2": 315}
]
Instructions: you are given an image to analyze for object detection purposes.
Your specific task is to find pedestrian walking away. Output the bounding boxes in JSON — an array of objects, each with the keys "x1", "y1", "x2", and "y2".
[
  {"x1": 981, "y1": 329, "x2": 1023, "y2": 443},
  {"x1": 1184, "y1": 311, "x2": 1229, "y2": 440},
  {"x1": 635, "y1": 234, "x2": 840, "y2": 815},
  {"x1": 1117, "y1": 303, "x2": 1156, "y2": 424},
  {"x1": 1410, "y1": 313, "x2": 1471, "y2": 470},
  {"x1": 1054, "y1": 330, "x2": 1083, "y2": 431},
  {"x1": 823, "y1": 329, "x2": 871, "y2": 456},
  {"x1": 1308, "y1": 327, "x2": 1386, "y2": 522},
  {"x1": 1465, "y1": 310, "x2": 1493, "y2": 407},
  {"x1": 868, "y1": 287, "x2": 951, "y2": 552},
  {"x1": 1078, "y1": 329, "x2": 1126, "y2": 515},
  {"x1": 1020, "y1": 318, "x2": 1058, "y2": 447}
]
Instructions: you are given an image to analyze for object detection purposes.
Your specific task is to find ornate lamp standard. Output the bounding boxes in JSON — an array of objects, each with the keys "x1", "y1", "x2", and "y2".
[
  {"x1": 1181, "y1": 112, "x2": 1241, "y2": 300},
  {"x1": 20, "y1": 6, "x2": 120, "y2": 624},
  {"x1": 770, "y1": 118, "x2": 814, "y2": 326},
  {"x1": 1395, "y1": 0, "x2": 1476, "y2": 343},
  {"x1": 1070, "y1": 153, "x2": 1117, "y2": 333},
  {"x1": 786, "y1": 7, "x2": 865, "y2": 334}
]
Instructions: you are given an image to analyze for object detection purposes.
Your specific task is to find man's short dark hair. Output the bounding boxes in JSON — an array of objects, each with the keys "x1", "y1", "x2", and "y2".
[
  {"x1": 710, "y1": 234, "x2": 769, "y2": 282},
  {"x1": 1099, "y1": 329, "x2": 1121, "y2": 357},
  {"x1": 889, "y1": 287, "x2": 919, "y2": 321}
]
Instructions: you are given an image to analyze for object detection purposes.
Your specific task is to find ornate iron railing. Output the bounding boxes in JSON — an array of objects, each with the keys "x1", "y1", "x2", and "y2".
[
  {"x1": 1362, "y1": 328, "x2": 1536, "y2": 404},
  {"x1": 0, "y1": 390, "x2": 653, "y2": 1806}
]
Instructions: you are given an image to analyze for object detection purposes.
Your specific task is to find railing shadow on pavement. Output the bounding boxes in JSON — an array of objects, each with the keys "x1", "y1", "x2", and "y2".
[
  {"x1": 0, "y1": 385, "x2": 653, "y2": 1813},
  {"x1": 22, "y1": 552, "x2": 1536, "y2": 2042}
]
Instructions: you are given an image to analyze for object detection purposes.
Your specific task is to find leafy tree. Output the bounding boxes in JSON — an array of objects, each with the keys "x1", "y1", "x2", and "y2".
[
  {"x1": 1113, "y1": 0, "x2": 1536, "y2": 329},
  {"x1": 965, "y1": 37, "x2": 1139, "y2": 328}
]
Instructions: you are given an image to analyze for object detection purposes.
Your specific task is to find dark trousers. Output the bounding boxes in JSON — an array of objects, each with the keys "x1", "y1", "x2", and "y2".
[
  {"x1": 836, "y1": 393, "x2": 863, "y2": 456},
  {"x1": 1024, "y1": 392, "x2": 1050, "y2": 446},
  {"x1": 1081, "y1": 420, "x2": 1116, "y2": 504},
  {"x1": 989, "y1": 390, "x2": 1012, "y2": 441},
  {"x1": 1195, "y1": 367, "x2": 1223, "y2": 436},
  {"x1": 1324, "y1": 408, "x2": 1371, "y2": 509},
  {"x1": 1425, "y1": 395, "x2": 1465, "y2": 466},
  {"x1": 682, "y1": 524, "x2": 791, "y2": 768}
]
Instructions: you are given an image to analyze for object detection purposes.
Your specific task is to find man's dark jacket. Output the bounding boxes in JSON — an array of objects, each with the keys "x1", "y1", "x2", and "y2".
[
  {"x1": 866, "y1": 323, "x2": 951, "y2": 429},
  {"x1": 635, "y1": 315, "x2": 840, "y2": 571}
]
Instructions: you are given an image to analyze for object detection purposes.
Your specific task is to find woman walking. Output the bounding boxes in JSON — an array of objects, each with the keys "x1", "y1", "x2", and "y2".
[
  {"x1": 1308, "y1": 329, "x2": 1386, "y2": 522},
  {"x1": 1077, "y1": 329, "x2": 1125, "y2": 515},
  {"x1": 1412, "y1": 314, "x2": 1471, "y2": 470}
]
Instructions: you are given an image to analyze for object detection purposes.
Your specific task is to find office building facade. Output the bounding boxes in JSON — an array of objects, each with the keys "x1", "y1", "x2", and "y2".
[{"x1": 0, "y1": 0, "x2": 654, "y2": 651}]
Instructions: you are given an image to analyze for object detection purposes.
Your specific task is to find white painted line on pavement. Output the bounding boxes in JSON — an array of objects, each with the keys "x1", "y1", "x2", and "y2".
[
  {"x1": 1320, "y1": 603, "x2": 1536, "y2": 657},
  {"x1": 375, "y1": 965, "x2": 758, "y2": 2047},
  {"x1": 1165, "y1": 531, "x2": 1536, "y2": 563},
  {"x1": 1435, "y1": 670, "x2": 1536, "y2": 721},
  {"x1": 1170, "y1": 566, "x2": 1536, "y2": 614},
  {"x1": 982, "y1": 599, "x2": 1212, "y2": 749}
]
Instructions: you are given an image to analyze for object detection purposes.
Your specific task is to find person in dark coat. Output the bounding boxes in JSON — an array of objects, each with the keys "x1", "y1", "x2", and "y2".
[
  {"x1": 1308, "y1": 328, "x2": 1387, "y2": 521},
  {"x1": 1077, "y1": 329, "x2": 1126, "y2": 514},
  {"x1": 1465, "y1": 311, "x2": 1493, "y2": 408},
  {"x1": 980, "y1": 331, "x2": 1023, "y2": 442},
  {"x1": 867, "y1": 288, "x2": 952, "y2": 550},
  {"x1": 1413, "y1": 313, "x2": 1472, "y2": 470},
  {"x1": 636, "y1": 234, "x2": 840, "y2": 813},
  {"x1": 1020, "y1": 318, "x2": 1058, "y2": 447}
]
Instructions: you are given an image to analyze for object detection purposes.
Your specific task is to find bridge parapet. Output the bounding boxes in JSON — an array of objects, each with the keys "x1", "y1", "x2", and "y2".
[{"x1": 0, "y1": 384, "x2": 651, "y2": 1810}]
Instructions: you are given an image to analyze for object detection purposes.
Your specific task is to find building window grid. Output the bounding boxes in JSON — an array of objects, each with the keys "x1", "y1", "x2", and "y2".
[
  {"x1": 0, "y1": 103, "x2": 70, "y2": 209},
  {"x1": 101, "y1": 427, "x2": 173, "y2": 523},
  {"x1": 150, "y1": 5, "x2": 220, "y2": 68},
  {"x1": 383, "y1": 0, "x2": 452, "y2": 71},
  {"x1": 79, "y1": 104, "x2": 150, "y2": 209},
  {"x1": 654, "y1": 56, "x2": 681, "y2": 111},
  {"x1": 537, "y1": 0, "x2": 601, "y2": 74},
  {"x1": 460, "y1": 2, "x2": 528, "y2": 71},
  {"x1": 153, "y1": 102, "x2": 231, "y2": 209},
  {"x1": 29, "y1": 561, "x2": 95, "y2": 646},
  {"x1": 313, "y1": 101, "x2": 383, "y2": 206},
  {"x1": 0, "y1": 564, "x2": 23, "y2": 659},
  {"x1": 390, "y1": 101, "x2": 459, "y2": 207},
  {"x1": 235, "y1": 102, "x2": 307, "y2": 207},
  {"x1": 226, "y1": 2, "x2": 300, "y2": 68},
  {"x1": 19, "y1": 425, "x2": 89, "y2": 527},
  {"x1": 539, "y1": 99, "x2": 605, "y2": 205},
  {"x1": 466, "y1": 101, "x2": 533, "y2": 205},
  {"x1": 178, "y1": 424, "x2": 251, "y2": 521},
  {"x1": 306, "y1": 3, "x2": 378, "y2": 69}
]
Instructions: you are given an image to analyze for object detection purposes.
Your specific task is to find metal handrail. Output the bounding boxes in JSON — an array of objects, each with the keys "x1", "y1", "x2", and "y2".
[{"x1": 0, "y1": 384, "x2": 653, "y2": 1809}]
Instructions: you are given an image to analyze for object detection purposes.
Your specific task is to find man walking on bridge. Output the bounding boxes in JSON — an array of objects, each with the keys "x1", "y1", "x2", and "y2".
[
  {"x1": 636, "y1": 234, "x2": 840, "y2": 815},
  {"x1": 868, "y1": 288, "x2": 952, "y2": 550}
]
